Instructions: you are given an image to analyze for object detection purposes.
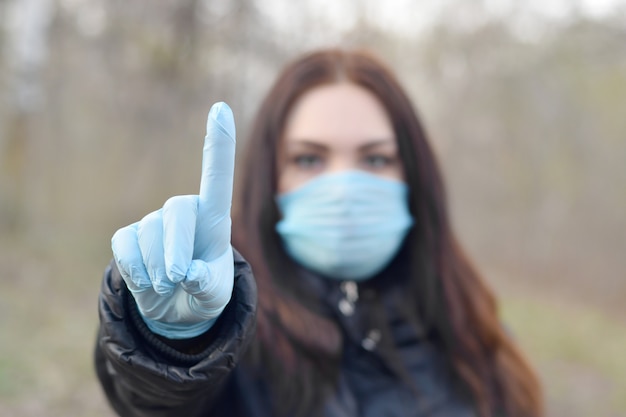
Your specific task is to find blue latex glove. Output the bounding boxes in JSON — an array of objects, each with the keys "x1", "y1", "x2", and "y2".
[{"x1": 111, "y1": 102, "x2": 236, "y2": 339}]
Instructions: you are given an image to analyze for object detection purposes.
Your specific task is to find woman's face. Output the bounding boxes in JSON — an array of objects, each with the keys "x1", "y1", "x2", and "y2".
[{"x1": 277, "y1": 82, "x2": 403, "y2": 193}]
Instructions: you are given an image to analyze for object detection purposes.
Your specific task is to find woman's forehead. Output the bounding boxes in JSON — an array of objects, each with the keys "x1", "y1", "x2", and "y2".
[{"x1": 283, "y1": 83, "x2": 395, "y2": 147}]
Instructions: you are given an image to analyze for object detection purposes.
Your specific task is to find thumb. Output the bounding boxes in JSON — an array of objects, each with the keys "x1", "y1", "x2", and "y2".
[{"x1": 181, "y1": 252, "x2": 234, "y2": 318}]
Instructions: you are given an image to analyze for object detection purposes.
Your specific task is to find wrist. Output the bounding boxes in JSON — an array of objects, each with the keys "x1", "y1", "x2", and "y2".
[{"x1": 142, "y1": 315, "x2": 219, "y2": 340}]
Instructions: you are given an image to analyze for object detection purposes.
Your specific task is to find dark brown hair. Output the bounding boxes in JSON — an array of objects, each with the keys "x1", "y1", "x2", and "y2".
[{"x1": 232, "y1": 49, "x2": 543, "y2": 417}]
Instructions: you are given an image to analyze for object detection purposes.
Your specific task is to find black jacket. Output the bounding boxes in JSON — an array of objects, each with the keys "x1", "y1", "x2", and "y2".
[{"x1": 95, "y1": 250, "x2": 477, "y2": 417}]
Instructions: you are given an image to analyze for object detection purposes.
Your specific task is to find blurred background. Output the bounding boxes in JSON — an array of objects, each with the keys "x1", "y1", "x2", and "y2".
[{"x1": 1, "y1": 0, "x2": 625, "y2": 415}]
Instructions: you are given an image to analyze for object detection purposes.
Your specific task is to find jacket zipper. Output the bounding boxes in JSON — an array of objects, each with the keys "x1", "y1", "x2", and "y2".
[
  {"x1": 338, "y1": 280, "x2": 358, "y2": 316},
  {"x1": 338, "y1": 280, "x2": 381, "y2": 351}
]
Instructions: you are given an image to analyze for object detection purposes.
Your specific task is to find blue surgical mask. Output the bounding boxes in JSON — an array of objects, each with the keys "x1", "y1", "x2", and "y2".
[{"x1": 275, "y1": 171, "x2": 413, "y2": 281}]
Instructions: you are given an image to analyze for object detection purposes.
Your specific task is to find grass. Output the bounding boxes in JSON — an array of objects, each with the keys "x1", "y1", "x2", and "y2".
[
  {"x1": 501, "y1": 294, "x2": 626, "y2": 416},
  {"x1": 0, "y1": 233, "x2": 114, "y2": 417}
]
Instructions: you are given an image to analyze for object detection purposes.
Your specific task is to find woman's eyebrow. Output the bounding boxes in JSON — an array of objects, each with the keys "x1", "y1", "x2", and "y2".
[
  {"x1": 284, "y1": 140, "x2": 329, "y2": 152},
  {"x1": 359, "y1": 139, "x2": 397, "y2": 152}
]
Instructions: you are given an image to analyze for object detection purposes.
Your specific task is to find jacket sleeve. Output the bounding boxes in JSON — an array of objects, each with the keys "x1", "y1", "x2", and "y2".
[{"x1": 94, "y1": 248, "x2": 257, "y2": 417}]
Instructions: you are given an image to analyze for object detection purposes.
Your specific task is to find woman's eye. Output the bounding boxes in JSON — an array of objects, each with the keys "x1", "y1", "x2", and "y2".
[
  {"x1": 362, "y1": 154, "x2": 393, "y2": 169},
  {"x1": 293, "y1": 154, "x2": 323, "y2": 169}
]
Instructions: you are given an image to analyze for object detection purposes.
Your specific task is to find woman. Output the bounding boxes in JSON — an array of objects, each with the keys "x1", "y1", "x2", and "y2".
[{"x1": 95, "y1": 49, "x2": 543, "y2": 417}]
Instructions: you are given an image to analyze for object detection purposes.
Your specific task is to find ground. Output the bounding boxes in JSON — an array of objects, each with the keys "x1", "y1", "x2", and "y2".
[{"x1": 1, "y1": 235, "x2": 623, "y2": 416}]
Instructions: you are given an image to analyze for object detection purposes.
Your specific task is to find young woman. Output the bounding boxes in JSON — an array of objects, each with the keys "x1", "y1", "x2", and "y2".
[{"x1": 95, "y1": 49, "x2": 543, "y2": 417}]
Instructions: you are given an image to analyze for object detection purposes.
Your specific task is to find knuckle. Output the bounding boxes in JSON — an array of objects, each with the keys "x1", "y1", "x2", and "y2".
[
  {"x1": 137, "y1": 213, "x2": 163, "y2": 243},
  {"x1": 111, "y1": 227, "x2": 139, "y2": 264},
  {"x1": 153, "y1": 282, "x2": 174, "y2": 296},
  {"x1": 111, "y1": 224, "x2": 132, "y2": 245},
  {"x1": 166, "y1": 264, "x2": 187, "y2": 282},
  {"x1": 164, "y1": 195, "x2": 198, "y2": 212},
  {"x1": 129, "y1": 265, "x2": 151, "y2": 288},
  {"x1": 140, "y1": 209, "x2": 162, "y2": 227},
  {"x1": 163, "y1": 195, "x2": 182, "y2": 210}
]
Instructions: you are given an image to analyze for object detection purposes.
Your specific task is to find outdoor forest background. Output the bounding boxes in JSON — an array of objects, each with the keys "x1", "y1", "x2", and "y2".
[{"x1": 1, "y1": 0, "x2": 625, "y2": 416}]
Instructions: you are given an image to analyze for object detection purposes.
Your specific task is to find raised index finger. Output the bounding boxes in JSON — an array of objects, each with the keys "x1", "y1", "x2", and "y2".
[{"x1": 196, "y1": 102, "x2": 236, "y2": 255}]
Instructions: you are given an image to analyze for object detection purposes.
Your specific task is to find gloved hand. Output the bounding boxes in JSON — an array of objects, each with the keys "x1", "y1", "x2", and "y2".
[{"x1": 111, "y1": 102, "x2": 236, "y2": 339}]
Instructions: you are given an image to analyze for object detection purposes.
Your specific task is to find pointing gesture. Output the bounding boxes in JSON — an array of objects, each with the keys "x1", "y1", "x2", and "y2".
[{"x1": 111, "y1": 103, "x2": 236, "y2": 339}]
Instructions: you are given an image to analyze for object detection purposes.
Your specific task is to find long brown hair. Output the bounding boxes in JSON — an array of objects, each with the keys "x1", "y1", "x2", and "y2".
[{"x1": 232, "y1": 49, "x2": 542, "y2": 417}]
